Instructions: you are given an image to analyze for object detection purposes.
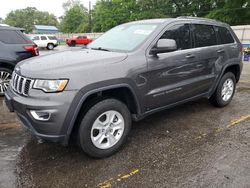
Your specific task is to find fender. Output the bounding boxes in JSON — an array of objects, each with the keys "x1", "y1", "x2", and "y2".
[
  {"x1": 208, "y1": 62, "x2": 242, "y2": 98},
  {"x1": 62, "y1": 81, "x2": 142, "y2": 145},
  {"x1": 0, "y1": 59, "x2": 17, "y2": 69}
]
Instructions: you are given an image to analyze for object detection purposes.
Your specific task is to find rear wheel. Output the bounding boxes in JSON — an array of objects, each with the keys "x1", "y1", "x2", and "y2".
[
  {"x1": 77, "y1": 99, "x2": 131, "y2": 158},
  {"x1": 209, "y1": 72, "x2": 236, "y2": 107},
  {"x1": 0, "y1": 68, "x2": 12, "y2": 96},
  {"x1": 47, "y1": 43, "x2": 54, "y2": 50}
]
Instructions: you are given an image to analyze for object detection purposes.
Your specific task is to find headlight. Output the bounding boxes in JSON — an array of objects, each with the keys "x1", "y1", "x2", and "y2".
[{"x1": 33, "y1": 79, "x2": 68, "y2": 93}]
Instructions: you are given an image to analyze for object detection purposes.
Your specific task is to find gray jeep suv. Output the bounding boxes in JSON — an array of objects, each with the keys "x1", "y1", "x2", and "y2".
[{"x1": 5, "y1": 17, "x2": 242, "y2": 158}]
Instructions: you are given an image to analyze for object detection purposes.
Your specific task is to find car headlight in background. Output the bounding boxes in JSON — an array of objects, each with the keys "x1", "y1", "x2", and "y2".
[{"x1": 33, "y1": 79, "x2": 68, "y2": 93}]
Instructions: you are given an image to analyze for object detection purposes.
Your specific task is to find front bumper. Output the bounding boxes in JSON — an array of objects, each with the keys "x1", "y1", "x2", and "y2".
[{"x1": 5, "y1": 87, "x2": 77, "y2": 144}]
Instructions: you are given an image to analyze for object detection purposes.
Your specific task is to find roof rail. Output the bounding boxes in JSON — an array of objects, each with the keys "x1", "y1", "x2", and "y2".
[{"x1": 177, "y1": 16, "x2": 223, "y2": 23}]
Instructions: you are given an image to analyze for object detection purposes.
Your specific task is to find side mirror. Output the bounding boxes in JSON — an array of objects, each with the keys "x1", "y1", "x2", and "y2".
[{"x1": 150, "y1": 39, "x2": 177, "y2": 55}]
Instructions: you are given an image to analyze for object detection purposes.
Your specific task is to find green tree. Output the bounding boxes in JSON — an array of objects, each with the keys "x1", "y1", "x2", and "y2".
[
  {"x1": 207, "y1": 0, "x2": 250, "y2": 25},
  {"x1": 92, "y1": 0, "x2": 170, "y2": 32},
  {"x1": 0, "y1": 17, "x2": 3, "y2": 24},
  {"x1": 92, "y1": 0, "x2": 250, "y2": 32},
  {"x1": 5, "y1": 7, "x2": 58, "y2": 33},
  {"x1": 60, "y1": 0, "x2": 89, "y2": 33}
]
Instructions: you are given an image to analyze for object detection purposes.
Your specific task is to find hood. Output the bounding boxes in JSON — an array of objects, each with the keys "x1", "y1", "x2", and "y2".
[{"x1": 16, "y1": 49, "x2": 127, "y2": 79}]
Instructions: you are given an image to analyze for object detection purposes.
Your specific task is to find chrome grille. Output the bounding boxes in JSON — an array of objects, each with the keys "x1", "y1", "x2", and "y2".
[{"x1": 11, "y1": 72, "x2": 33, "y2": 96}]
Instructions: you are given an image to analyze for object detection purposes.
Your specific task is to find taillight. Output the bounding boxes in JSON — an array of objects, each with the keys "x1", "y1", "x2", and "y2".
[{"x1": 23, "y1": 45, "x2": 39, "y2": 56}]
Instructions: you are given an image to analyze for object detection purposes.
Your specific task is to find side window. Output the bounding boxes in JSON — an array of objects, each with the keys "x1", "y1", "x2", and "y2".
[
  {"x1": 41, "y1": 36, "x2": 47, "y2": 40},
  {"x1": 0, "y1": 30, "x2": 28, "y2": 44},
  {"x1": 48, "y1": 36, "x2": 57, "y2": 40},
  {"x1": 216, "y1": 27, "x2": 235, "y2": 44},
  {"x1": 33, "y1": 36, "x2": 39, "y2": 40},
  {"x1": 192, "y1": 24, "x2": 217, "y2": 47},
  {"x1": 160, "y1": 24, "x2": 192, "y2": 50}
]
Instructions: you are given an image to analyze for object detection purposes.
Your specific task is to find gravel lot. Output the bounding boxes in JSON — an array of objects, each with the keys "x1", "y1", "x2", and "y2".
[{"x1": 0, "y1": 46, "x2": 250, "y2": 188}]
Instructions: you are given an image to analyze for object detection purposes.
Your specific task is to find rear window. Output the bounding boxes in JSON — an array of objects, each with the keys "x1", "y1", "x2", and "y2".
[
  {"x1": 216, "y1": 27, "x2": 235, "y2": 44},
  {"x1": 48, "y1": 36, "x2": 57, "y2": 40},
  {"x1": 0, "y1": 30, "x2": 30, "y2": 44},
  {"x1": 193, "y1": 24, "x2": 217, "y2": 48}
]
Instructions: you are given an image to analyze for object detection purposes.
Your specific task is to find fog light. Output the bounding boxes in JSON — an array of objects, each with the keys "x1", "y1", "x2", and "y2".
[{"x1": 30, "y1": 110, "x2": 51, "y2": 121}]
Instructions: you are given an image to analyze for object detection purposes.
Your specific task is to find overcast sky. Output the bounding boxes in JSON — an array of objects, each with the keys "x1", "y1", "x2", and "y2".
[{"x1": 0, "y1": 0, "x2": 97, "y2": 19}]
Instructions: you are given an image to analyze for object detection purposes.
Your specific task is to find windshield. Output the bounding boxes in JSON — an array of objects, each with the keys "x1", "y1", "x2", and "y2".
[{"x1": 88, "y1": 24, "x2": 158, "y2": 52}]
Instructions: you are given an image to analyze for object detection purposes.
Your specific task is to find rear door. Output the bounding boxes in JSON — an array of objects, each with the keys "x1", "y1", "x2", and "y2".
[
  {"x1": 190, "y1": 24, "x2": 221, "y2": 92},
  {"x1": 215, "y1": 26, "x2": 240, "y2": 62}
]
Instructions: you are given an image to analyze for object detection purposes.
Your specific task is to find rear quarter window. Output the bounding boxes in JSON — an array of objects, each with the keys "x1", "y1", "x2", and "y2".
[
  {"x1": 0, "y1": 30, "x2": 31, "y2": 44},
  {"x1": 216, "y1": 27, "x2": 235, "y2": 44},
  {"x1": 192, "y1": 24, "x2": 217, "y2": 48}
]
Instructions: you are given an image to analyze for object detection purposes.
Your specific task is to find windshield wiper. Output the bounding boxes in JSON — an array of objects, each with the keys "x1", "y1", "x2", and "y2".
[{"x1": 90, "y1": 47, "x2": 110, "y2": 52}]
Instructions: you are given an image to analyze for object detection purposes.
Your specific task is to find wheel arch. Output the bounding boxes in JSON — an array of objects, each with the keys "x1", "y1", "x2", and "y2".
[
  {"x1": 224, "y1": 64, "x2": 241, "y2": 83},
  {"x1": 63, "y1": 83, "x2": 141, "y2": 145},
  {"x1": 208, "y1": 63, "x2": 241, "y2": 98},
  {"x1": 0, "y1": 61, "x2": 15, "y2": 71},
  {"x1": 47, "y1": 43, "x2": 54, "y2": 46}
]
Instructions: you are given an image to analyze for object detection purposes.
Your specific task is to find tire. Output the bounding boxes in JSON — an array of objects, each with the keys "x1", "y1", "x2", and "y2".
[
  {"x1": 71, "y1": 41, "x2": 76, "y2": 47},
  {"x1": 77, "y1": 99, "x2": 131, "y2": 158},
  {"x1": 209, "y1": 72, "x2": 236, "y2": 107},
  {"x1": 0, "y1": 67, "x2": 12, "y2": 96},
  {"x1": 47, "y1": 43, "x2": 54, "y2": 50}
]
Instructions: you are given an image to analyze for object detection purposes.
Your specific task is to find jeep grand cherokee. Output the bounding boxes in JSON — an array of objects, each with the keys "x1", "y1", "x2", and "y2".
[{"x1": 5, "y1": 17, "x2": 242, "y2": 158}]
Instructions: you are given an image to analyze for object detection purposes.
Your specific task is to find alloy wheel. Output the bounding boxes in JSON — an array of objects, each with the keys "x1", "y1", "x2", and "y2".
[
  {"x1": 91, "y1": 110, "x2": 125, "y2": 150},
  {"x1": 0, "y1": 71, "x2": 11, "y2": 95},
  {"x1": 221, "y1": 78, "x2": 234, "y2": 102}
]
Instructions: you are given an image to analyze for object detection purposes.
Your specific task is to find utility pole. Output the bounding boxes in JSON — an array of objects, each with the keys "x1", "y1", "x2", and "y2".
[{"x1": 89, "y1": 0, "x2": 92, "y2": 32}]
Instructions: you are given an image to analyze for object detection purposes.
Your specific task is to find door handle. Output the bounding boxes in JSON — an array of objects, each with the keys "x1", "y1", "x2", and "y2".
[
  {"x1": 185, "y1": 54, "x2": 195, "y2": 59},
  {"x1": 230, "y1": 45, "x2": 238, "y2": 49},
  {"x1": 217, "y1": 49, "x2": 225, "y2": 53}
]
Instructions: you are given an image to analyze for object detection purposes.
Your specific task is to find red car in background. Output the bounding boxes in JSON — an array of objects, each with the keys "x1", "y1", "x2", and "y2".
[{"x1": 66, "y1": 35, "x2": 93, "y2": 46}]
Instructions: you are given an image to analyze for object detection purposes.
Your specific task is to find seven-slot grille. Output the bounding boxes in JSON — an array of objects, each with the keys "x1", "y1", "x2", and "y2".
[{"x1": 11, "y1": 72, "x2": 33, "y2": 96}]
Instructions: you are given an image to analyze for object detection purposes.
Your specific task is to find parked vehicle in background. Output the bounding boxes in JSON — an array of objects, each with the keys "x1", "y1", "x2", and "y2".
[
  {"x1": 0, "y1": 24, "x2": 10, "y2": 27},
  {"x1": 5, "y1": 17, "x2": 242, "y2": 158},
  {"x1": 30, "y1": 35, "x2": 58, "y2": 50},
  {"x1": 66, "y1": 35, "x2": 92, "y2": 46},
  {"x1": 0, "y1": 26, "x2": 39, "y2": 95}
]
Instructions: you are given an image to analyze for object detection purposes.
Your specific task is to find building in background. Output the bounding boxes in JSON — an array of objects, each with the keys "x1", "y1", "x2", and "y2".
[{"x1": 33, "y1": 25, "x2": 59, "y2": 34}]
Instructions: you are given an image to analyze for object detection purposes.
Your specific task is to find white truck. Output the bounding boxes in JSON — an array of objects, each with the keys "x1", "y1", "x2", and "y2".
[{"x1": 29, "y1": 35, "x2": 58, "y2": 50}]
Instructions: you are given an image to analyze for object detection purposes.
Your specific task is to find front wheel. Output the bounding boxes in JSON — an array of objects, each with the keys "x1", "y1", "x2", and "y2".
[
  {"x1": 209, "y1": 72, "x2": 236, "y2": 107},
  {"x1": 77, "y1": 99, "x2": 131, "y2": 158},
  {"x1": 0, "y1": 68, "x2": 12, "y2": 96},
  {"x1": 71, "y1": 41, "x2": 76, "y2": 47}
]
